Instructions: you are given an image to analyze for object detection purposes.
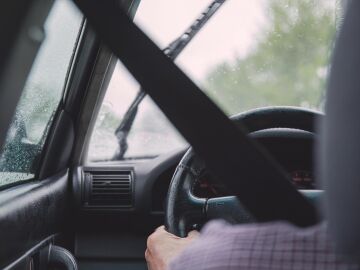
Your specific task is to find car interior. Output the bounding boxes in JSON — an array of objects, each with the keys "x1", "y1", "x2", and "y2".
[{"x1": 0, "y1": 0, "x2": 358, "y2": 269}]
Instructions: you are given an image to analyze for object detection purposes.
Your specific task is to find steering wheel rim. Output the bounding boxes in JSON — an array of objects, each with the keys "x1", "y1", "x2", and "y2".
[{"x1": 165, "y1": 106, "x2": 322, "y2": 237}]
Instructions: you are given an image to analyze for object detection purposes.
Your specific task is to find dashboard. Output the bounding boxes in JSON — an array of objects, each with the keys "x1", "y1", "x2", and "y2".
[
  {"x1": 76, "y1": 128, "x2": 317, "y2": 216},
  {"x1": 193, "y1": 169, "x2": 315, "y2": 198},
  {"x1": 72, "y1": 126, "x2": 321, "y2": 269},
  {"x1": 71, "y1": 113, "x2": 321, "y2": 268},
  {"x1": 192, "y1": 129, "x2": 316, "y2": 198}
]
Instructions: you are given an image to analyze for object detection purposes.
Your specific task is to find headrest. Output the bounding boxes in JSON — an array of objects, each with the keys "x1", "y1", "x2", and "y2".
[{"x1": 319, "y1": 0, "x2": 360, "y2": 260}]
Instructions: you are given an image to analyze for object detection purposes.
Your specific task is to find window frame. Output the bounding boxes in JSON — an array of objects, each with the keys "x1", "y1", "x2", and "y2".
[
  {"x1": 36, "y1": 16, "x2": 87, "y2": 180},
  {"x1": 72, "y1": 0, "x2": 142, "y2": 166}
]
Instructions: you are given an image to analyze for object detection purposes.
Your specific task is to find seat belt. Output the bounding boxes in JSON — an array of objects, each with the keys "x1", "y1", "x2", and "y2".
[{"x1": 74, "y1": 0, "x2": 317, "y2": 227}]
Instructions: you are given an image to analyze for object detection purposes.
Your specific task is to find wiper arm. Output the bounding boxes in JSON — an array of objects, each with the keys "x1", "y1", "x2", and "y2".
[
  {"x1": 163, "y1": 0, "x2": 226, "y2": 59},
  {"x1": 113, "y1": 0, "x2": 227, "y2": 160}
]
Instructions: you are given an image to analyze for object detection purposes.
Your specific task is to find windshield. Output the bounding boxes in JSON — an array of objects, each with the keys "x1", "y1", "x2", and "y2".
[
  {"x1": 87, "y1": 0, "x2": 342, "y2": 162},
  {"x1": 167, "y1": 0, "x2": 339, "y2": 114}
]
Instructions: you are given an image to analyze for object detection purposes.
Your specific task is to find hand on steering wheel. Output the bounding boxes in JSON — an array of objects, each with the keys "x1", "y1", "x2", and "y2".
[{"x1": 146, "y1": 226, "x2": 199, "y2": 270}]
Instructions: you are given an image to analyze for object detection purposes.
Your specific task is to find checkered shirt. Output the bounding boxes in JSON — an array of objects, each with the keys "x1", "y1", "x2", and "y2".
[{"x1": 170, "y1": 220, "x2": 359, "y2": 270}]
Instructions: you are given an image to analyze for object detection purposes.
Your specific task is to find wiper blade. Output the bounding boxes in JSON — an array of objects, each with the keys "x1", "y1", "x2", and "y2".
[
  {"x1": 113, "y1": 0, "x2": 227, "y2": 160},
  {"x1": 114, "y1": 90, "x2": 145, "y2": 159},
  {"x1": 163, "y1": 0, "x2": 226, "y2": 59}
]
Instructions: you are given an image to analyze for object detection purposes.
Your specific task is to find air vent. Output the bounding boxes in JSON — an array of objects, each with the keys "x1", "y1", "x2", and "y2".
[{"x1": 83, "y1": 170, "x2": 133, "y2": 209}]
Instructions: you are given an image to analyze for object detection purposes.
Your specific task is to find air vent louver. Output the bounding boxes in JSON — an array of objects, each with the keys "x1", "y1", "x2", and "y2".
[{"x1": 84, "y1": 170, "x2": 133, "y2": 209}]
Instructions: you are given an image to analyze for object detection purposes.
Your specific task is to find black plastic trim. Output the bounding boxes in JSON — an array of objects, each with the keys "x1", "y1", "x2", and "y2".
[
  {"x1": 38, "y1": 110, "x2": 75, "y2": 179},
  {"x1": 48, "y1": 245, "x2": 78, "y2": 270},
  {"x1": 37, "y1": 22, "x2": 100, "y2": 180},
  {"x1": 0, "y1": 170, "x2": 70, "y2": 269},
  {"x1": 81, "y1": 167, "x2": 135, "y2": 210},
  {"x1": 3, "y1": 235, "x2": 54, "y2": 270}
]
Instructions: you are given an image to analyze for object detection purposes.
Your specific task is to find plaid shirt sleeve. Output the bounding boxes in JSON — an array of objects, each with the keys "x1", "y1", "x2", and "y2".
[{"x1": 169, "y1": 220, "x2": 359, "y2": 270}]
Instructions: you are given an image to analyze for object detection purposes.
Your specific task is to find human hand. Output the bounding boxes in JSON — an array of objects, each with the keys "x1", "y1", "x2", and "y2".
[{"x1": 145, "y1": 226, "x2": 199, "y2": 270}]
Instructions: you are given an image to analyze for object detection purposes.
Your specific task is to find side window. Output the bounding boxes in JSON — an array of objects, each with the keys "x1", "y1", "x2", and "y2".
[{"x1": 0, "y1": 0, "x2": 82, "y2": 187}]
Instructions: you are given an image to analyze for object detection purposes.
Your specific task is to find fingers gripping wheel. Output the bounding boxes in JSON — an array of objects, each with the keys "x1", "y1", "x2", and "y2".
[{"x1": 165, "y1": 106, "x2": 322, "y2": 237}]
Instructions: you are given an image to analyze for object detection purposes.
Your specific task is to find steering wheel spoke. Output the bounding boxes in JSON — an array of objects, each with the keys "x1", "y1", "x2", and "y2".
[
  {"x1": 206, "y1": 196, "x2": 254, "y2": 224},
  {"x1": 177, "y1": 194, "x2": 206, "y2": 237}
]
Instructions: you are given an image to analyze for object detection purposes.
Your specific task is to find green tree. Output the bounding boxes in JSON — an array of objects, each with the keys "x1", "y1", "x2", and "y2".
[{"x1": 204, "y1": 0, "x2": 339, "y2": 115}]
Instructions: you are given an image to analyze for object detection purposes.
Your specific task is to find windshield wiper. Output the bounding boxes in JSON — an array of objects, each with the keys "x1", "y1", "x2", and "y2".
[{"x1": 113, "y1": 0, "x2": 227, "y2": 160}]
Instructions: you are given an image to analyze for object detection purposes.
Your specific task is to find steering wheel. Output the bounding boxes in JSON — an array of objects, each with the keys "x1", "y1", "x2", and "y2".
[{"x1": 165, "y1": 106, "x2": 322, "y2": 237}]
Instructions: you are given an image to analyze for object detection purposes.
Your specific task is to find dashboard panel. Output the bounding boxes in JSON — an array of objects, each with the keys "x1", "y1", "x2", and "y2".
[
  {"x1": 77, "y1": 128, "x2": 317, "y2": 217},
  {"x1": 192, "y1": 129, "x2": 316, "y2": 198},
  {"x1": 71, "y1": 126, "x2": 320, "y2": 268},
  {"x1": 193, "y1": 169, "x2": 315, "y2": 198}
]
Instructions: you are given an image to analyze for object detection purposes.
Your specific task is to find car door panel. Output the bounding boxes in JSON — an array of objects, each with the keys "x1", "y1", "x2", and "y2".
[{"x1": 0, "y1": 171, "x2": 69, "y2": 269}]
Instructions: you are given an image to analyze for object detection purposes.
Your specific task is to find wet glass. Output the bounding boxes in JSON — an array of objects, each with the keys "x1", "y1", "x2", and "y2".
[{"x1": 0, "y1": 0, "x2": 82, "y2": 187}]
